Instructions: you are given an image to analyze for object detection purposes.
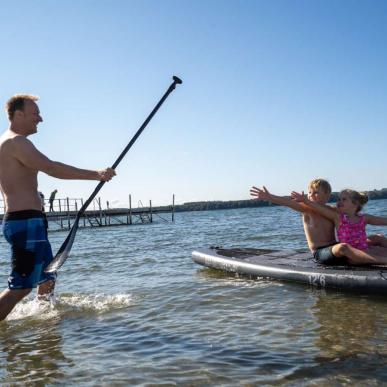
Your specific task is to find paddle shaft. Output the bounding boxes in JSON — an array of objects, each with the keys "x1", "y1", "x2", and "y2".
[
  {"x1": 46, "y1": 76, "x2": 182, "y2": 272},
  {"x1": 77, "y1": 76, "x2": 182, "y2": 217}
]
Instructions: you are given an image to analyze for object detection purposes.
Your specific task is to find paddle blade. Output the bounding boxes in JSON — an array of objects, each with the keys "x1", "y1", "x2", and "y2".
[
  {"x1": 45, "y1": 219, "x2": 79, "y2": 273},
  {"x1": 45, "y1": 250, "x2": 70, "y2": 273}
]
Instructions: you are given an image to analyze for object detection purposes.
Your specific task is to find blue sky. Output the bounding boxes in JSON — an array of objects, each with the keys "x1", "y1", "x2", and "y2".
[{"x1": 0, "y1": 0, "x2": 386, "y2": 207}]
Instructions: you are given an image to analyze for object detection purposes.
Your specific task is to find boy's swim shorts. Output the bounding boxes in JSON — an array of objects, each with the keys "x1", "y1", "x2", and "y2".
[{"x1": 313, "y1": 244, "x2": 347, "y2": 265}]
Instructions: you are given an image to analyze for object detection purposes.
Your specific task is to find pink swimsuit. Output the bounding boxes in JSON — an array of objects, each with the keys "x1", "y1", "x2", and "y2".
[{"x1": 336, "y1": 213, "x2": 368, "y2": 251}]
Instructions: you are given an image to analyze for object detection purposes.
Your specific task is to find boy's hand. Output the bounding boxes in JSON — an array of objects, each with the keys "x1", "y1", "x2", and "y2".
[
  {"x1": 250, "y1": 186, "x2": 272, "y2": 201},
  {"x1": 291, "y1": 191, "x2": 307, "y2": 203}
]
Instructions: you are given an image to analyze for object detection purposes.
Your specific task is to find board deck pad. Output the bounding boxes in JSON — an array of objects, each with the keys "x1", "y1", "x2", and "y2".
[{"x1": 192, "y1": 247, "x2": 387, "y2": 293}]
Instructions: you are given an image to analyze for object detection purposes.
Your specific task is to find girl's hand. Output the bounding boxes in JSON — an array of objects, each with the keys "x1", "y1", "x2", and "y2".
[
  {"x1": 291, "y1": 191, "x2": 307, "y2": 203},
  {"x1": 250, "y1": 186, "x2": 272, "y2": 201}
]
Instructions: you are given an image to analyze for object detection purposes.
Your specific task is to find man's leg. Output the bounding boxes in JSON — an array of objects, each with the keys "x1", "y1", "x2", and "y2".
[
  {"x1": 37, "y1": 279, "x2": 55, "y2": 300},
  {"x1": 0, "y1": 288, "x2": 32, "y2": 321}
]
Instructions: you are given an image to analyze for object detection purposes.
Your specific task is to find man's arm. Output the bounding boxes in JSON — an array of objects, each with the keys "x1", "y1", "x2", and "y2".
[
  {"x1": 291, "y1": 191, "x2": 339, "y2": 224},
  {"x1": 13, "y1": 136, "x2": 115, "y2": 181},
  {"x1": 365, "y1": 214, "x2": 387, "y2": 226},
  {"x1": 250, "y1": 186, "x2": 311, "y2": 213}
]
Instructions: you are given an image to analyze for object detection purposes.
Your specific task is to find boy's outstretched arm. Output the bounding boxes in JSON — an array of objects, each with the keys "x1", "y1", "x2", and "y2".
[
  {"x1": 291, "y1": 191, "x2": 339, "y2": 224},
  {"x1": 250, "y1": 186, "x2": 310, "y2": 213}
]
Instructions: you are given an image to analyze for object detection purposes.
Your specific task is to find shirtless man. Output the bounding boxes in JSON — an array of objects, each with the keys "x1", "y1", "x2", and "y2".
[
  {"x1": 0, "y1": 94, "x2": 116, "y2": 321},
  {"x1": 250, "y1": 178, "x2": 381, "y2": 266}
]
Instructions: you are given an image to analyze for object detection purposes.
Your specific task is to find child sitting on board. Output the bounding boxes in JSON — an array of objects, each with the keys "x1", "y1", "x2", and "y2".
[
  {"x1": 251, "y1": 179, "x2": 341, "y2": 265},
  {"x1": 250, "y1": 179, "x2": 387, "y2": 265},
  {"x1": 291, "y1": 188, "x2": 387, "y2": 265}
]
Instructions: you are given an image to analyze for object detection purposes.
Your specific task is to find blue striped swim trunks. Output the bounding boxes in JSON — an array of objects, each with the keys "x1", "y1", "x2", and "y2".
[{"x1": 2, "y1": 210, "x2": 56, "y2": 289}]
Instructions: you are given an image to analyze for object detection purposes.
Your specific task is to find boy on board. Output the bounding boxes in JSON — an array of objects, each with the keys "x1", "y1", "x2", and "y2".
[
  {"x1": 250, "y1": 179, "x2": 386, "y2": 266},
  {"x1": 0, "y1": 94, "x2": 116, "y2": 321}
]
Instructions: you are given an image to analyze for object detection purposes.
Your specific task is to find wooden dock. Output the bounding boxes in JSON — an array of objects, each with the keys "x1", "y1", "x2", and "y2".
[{"x1": 0, "y1": 194, "x2": 176, "y2": 231}]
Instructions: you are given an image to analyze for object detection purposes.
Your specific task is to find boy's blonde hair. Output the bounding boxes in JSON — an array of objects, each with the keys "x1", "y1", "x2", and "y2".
[
  {"x1": 308, "y1": 178, "x2": 332, "y2": 195},
  {"x1": 340, "y1": 189, "x2": 368, "y2": 213}
]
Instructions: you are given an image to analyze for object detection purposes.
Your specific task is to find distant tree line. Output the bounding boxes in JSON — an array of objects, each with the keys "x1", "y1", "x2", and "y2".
[
  {"x1": 151, "y1": 188, "x2": 387, "y2": 213},
  {"x1": 172, "y1": 199, "x2": 271, "y2": 212}
]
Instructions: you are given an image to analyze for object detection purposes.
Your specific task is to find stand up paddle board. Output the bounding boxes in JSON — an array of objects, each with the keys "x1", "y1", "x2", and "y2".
[{"x1": 192, "y1": 247, "x2": 387, "y2": 293}]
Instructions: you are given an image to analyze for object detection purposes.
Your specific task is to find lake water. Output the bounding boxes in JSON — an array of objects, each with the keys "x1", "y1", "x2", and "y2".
[{"x1": 1, "y1": 199, "x2": 387, "y2": 385}]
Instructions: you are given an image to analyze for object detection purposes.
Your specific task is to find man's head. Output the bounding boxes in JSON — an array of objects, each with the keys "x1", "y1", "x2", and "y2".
[
  {"x1": 5, "y1": 94, "x2": 43, "y2": 135},
  {"x1": 307, "y1": 178, "x2": 332, "y2": 204}
]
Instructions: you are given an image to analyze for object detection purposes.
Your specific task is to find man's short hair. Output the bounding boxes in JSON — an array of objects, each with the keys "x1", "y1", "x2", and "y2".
[
  {"x1": 308, "y1": 178, "x2": 332, "y2": 195},
  {"x1": 5, "y1": 94, "x2": 39, "y2": 121}
]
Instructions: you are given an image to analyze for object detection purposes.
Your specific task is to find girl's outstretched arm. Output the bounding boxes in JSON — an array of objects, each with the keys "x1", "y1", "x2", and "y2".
[
  {"x1": 365, "y1": 214, "x2": 387, "y2": 226},
  {"x1": 291, "y1": 191, "x2": 340, "y2": 225}
]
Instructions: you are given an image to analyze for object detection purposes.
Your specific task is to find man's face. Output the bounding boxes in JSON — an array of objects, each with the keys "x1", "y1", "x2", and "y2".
[
  {"x1": 18, "y1": 100, "x2": 43, "y2": 135},
  {"x1": 307, "y1": 185, "x2": 330, "y2": 204}
]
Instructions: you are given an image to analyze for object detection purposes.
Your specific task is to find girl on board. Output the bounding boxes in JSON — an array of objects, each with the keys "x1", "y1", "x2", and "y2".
[{"x1": 291, "y1": 189, "x2": 387, "y2": 265}]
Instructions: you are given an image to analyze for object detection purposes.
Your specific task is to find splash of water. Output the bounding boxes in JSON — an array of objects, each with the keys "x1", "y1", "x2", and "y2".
[
  {"x1": 57, "y1": 293, "x2": 133, "y2": 312},
  {"x1": 6, "y1": 293, "x2": 133, "y2": 321},
  {"x1": 7, "y1": 294, "x2": 58, "y2": 321}
]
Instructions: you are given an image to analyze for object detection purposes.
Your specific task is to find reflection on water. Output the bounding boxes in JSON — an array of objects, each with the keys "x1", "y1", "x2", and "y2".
[
  {"x1": 0, "y1": 319, "x2": 71, "y2": 383},
  {"x1": 280, "y1": 289, "x2": 387, "y2": 385},
  {"x1": 313, "y1": 293, "x2": 387, "y2": 358},
  {"x1": 0, "y1": 293, "x2": 134, "y2": 384},
  {"x1": 312, "y1": 292, "x2": 387, "y2": 384}
]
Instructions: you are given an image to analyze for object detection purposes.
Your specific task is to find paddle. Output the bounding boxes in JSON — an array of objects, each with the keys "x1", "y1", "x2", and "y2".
[{"x1": 45, "y1": 75, "x2": 183, "y2": 273}]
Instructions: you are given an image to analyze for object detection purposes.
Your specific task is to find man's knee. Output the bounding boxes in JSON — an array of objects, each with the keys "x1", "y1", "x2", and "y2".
[{"x1": 332, "y1": 243, "x2": 350, "y2": 256}]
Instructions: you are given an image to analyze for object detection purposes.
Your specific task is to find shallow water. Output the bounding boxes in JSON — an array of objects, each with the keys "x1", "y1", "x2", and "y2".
[{"x1": 1, "y1": 200, "x2": 387, "y2": 385}]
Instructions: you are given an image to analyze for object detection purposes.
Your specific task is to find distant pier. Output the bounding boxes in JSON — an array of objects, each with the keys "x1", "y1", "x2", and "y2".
[{"x1": 0, "y1": 194, "x2": 176, "y2": 231}]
